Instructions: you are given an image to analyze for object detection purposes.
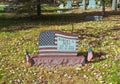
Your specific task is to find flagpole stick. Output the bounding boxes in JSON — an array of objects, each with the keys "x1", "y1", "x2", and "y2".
[{"x1": 71, "y1": 23, "x2": 74, "y2": 34}]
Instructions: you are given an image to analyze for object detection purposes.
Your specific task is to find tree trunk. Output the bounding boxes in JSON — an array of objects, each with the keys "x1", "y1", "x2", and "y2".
[
  {"x1": 83, "y1": 0, "x2": 86, "y2": 11},
  {"x1": 101, "y1": 0, "x2": 105, "y2": 15},
  {"x1": 109, "y1": 0, "x2": 112, "y2": 6},
  {"x1": 112, "y1": 0, "x2": 117, "y2": 11},
  {"x1": 37, "y1": 0, "x2": 41, "y2": 16}
]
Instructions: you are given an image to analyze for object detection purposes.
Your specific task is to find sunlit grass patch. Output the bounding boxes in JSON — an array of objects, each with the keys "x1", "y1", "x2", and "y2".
[{"x1": 0, "y1": 6, "x2": 4, "y2": 10}]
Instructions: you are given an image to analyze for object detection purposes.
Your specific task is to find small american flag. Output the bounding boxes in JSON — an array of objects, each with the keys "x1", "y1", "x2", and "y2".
[
  {"x1": 25, "y1": 50, "x2": 30, "y2": 62},
  {"x1": 87, "y1": 47, "x2": 93, "y2": 61},
  {"x1": 39, "y1": 30, "x2": 78, "y2": 56}
]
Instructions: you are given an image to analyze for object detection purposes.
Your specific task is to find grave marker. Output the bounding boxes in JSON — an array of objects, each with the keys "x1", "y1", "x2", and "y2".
[
  {"x1": 57, "y1": 10, "x2": 62, "y2": 14},
  {"x1": 65, "y1": 1, "x2": 72, "y2": 8},
  {"x1": 59, "y1": 3, "x2": 64, "y2": 9},
  {"x1": 29, "y1": 30, "x2": 86, "y2": 66},
  {"x1": 4, "y1": 7, "x2": 13, "y2": 12},
  {"x1": 57, "y1": 3, "x2": 64, "y2": 14},
  {"x1": 86, "y1": 16, "x2": 103, "y2": 21},
  {"x1": 39, "y1": 30, "x2": 78, "y2": 56},
  {"x1": 97, "y1": 1, "x2": 101, "y2": 8},
  {"x1": 79, "y1": 1, "x2": 84, "y2": 9},
  {"x1": 88, "y1": 0, "x2": 96, "y2": 9}
]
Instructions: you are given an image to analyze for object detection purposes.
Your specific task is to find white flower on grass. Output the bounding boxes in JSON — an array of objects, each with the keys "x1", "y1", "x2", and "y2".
[
  {"x1": 17, "y1": 79, "x2": 20, "y2": 83},
  {"x1": 83, "y1": 75, "x2": 87, "y2": 78},
  {"x1": 75, "y1": 67, "x2": 81, "y2": 71},
  {"x1": 34, "y1": 72, "x2": 37, "y2": 75},
  {"x1": 64, "y1": 73, "x2": 68, "y2": 77}
]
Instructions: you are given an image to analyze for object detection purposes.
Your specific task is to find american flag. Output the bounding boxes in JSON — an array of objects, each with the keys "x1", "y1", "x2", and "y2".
[
  {"x1": 25, "y1": 50, "x2": 30, "y2": 63},
  {"x1": 87, "y1": 47, "x2": 93, "y2": 61},
  {"x1": 39, "y1": 30, "x2": 78, "y2": 56}
]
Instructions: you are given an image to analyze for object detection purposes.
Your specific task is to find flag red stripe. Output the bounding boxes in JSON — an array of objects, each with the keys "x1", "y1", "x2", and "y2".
[{"x1": 87, "y1": 52, "x2": 93, "y2": 61}]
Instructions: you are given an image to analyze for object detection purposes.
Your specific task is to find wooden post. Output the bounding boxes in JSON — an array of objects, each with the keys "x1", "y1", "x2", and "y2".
[{"x1": 71, "y1": 23, "x2": 74, "y2": 34}]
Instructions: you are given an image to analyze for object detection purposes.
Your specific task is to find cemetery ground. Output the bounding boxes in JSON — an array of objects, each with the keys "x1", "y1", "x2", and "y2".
[{"x1": 0, "y1": 8, "x2": 120, "y2": 83}]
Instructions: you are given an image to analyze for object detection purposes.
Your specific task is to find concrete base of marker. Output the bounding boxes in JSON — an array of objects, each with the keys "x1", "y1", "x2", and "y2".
[{"x1": 30, "y1": 55, "x2": 85, "y2": 66}]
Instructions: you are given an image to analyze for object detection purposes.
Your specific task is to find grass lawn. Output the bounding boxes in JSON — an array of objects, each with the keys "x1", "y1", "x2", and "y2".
[
  {"x1": 0, "y1": 10, "x2": 120, "y2": 84},
  {"x1": 0, "y1": 6, "x2": 5, "y2": 13}
]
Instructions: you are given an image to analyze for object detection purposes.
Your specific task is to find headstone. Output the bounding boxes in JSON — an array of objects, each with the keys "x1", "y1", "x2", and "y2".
[
  {"x1": 65, "y1": 11, "x2": 72, "y2": 14},
  {"x1": 117, "y1": 0, "x2": 120, "y2": 8},
  {"x1": 4, "y1": 7, "x2": 13, "y2": 12},
  {"x1": 88, "y1": 0, "x2": 96, "y2": 9},
  {"x1": 79, "y1": 1, "x2": 84, "y2": 9},
  {"x1": 29, "y1": 30, "x2": 86, "y2": 66},
  {"x1": 57, "y1": 3, "x2": 64, "y2": 14},
  {"x1": 97, "y1": 1, "x2": 101, "y2": 8},
  {"x1": 59, "y1": 3, "x2": 64, "y2": 9},
  {"x1": 57, "y1": 10, "x2": 62, "y2": 14},
  {"x1": 117, "y1": 0, "x2": 120, "y2": 3},
  {"x1": 4, "y1": 7, "x2": 11, "y2": 12},
  {"x1": 79, "y1": 0, "x2": 89, "y2": 9},
  {"x1": 65, "y1": 1, "x2": 72, "y2": 9},
  {"x1": 39, "y1": 30, "x2": 78, "y2": 56},
  {"x1": 86, "y1": 16, "x2": 103, "y2": 21}
]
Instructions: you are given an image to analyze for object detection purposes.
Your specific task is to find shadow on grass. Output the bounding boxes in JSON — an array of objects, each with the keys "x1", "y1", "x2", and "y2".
[
  {"x1": 0, "y1": 10, "x2": 120, "y2": 32},
  {"x1": 42, "y1": 8, "x2": 74, "y2": 13},
  {"x1": 77, "y1": 51, "x2": 107, "y2": 63},
  {"x1": 0, "y1": 10, "x2": 5, "y2": 13},
  {"x1": 88, "y1": 58, "x2": 106, "y2": 64}
]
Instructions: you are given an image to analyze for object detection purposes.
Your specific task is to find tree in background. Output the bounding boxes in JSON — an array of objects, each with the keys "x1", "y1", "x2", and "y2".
[
  {"x1": 108, "y1": 0, "x2": 112, "y2": 6},
  {"x1": 0, "y1": 0, "x2": 54, "y2": 16},
  {"x1": 37, "y1": 0, "x2": 41, "y2": 16},
  {"x1": 1, "y1": 0, "x2": 119, "y2": 16},
  {"x1": 112, "y1": 0, "x2": 117, "y2": 11},
  {"x1": 83, "y1": 0, "x2": 86, "y2": 11},
  {"x1": 101, "y1": 0, "x2": 105, "y2": 15}
]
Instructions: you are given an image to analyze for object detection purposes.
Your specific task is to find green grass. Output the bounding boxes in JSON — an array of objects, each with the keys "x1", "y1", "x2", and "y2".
[
  {"x1": 0, "y1": 6, "x2": 4, "y2": 10},
  {"x1": 0, "y1": 12, "x2": 120, "y2": 84},
  {"x1": 0, "y1": 6, "x2": 5, "y2": 13}
]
